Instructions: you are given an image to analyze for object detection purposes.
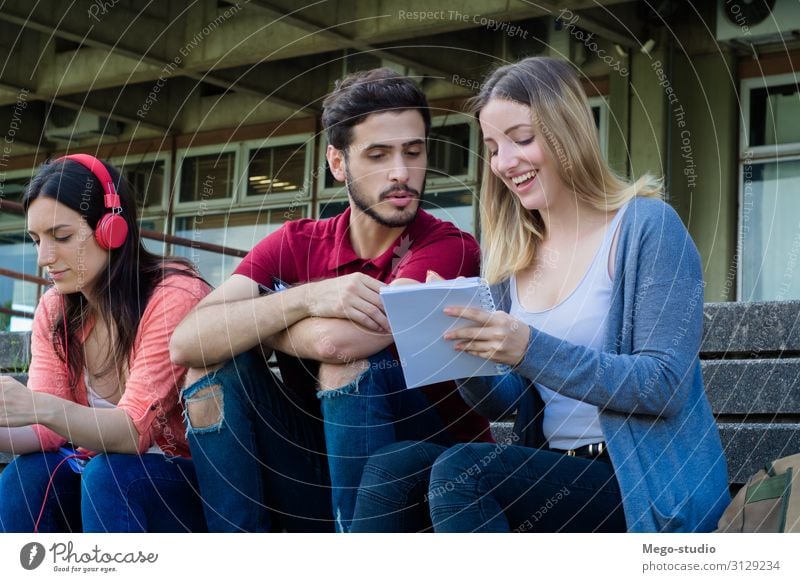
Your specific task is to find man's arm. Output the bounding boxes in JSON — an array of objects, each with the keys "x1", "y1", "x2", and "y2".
[
  {"x1": 170, "y1": 272, "x2": 389, "y2": 368},
  {"x1": 170, "y1": 274, "x2": 311, "y2": 368},
  {"x1": 270, "y1": 277, "x2": 418, "y2": 363}
]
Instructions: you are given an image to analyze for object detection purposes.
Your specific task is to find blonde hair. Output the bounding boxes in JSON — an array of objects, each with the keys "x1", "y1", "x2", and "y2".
[{"x1": 470, "y1": 57, "x2": 662, "y2": 284}]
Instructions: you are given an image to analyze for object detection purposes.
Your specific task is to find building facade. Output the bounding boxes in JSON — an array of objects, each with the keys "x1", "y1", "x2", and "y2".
[{"x1": 0, "y1": 0, "x2": 798, "y2": 330}]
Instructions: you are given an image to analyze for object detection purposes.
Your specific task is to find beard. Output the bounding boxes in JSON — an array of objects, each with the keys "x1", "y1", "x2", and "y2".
[{"x1": 345, "y1": 165, "x2": 424, "y2": 228}]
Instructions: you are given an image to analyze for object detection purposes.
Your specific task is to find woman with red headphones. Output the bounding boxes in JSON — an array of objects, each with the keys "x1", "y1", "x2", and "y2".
[{"x1": 0, "y1": 155, "x2": 211, "y2": 532}]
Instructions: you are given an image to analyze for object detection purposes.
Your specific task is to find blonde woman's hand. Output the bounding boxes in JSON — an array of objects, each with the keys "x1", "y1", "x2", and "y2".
[{"x1": 443, "y1": 307, "x2": 530, "y2": 367}]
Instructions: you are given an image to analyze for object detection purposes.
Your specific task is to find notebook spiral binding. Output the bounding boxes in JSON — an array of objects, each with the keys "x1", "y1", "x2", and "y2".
[{"x1": 477, "y1": 279, "x2": 512, "y2": 375}]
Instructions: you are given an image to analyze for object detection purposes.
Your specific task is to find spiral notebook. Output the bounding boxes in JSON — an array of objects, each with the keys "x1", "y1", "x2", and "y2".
[{"x1": 380, "y1": 277, "x2": 508, "y2": 389}]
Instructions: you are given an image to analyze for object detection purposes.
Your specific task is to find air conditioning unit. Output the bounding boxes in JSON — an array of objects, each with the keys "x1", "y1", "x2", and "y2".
[
  {"x1": 716, "y1": 0, "x2": 800, "y2": 43},
  {"x1": 44, "y1": 108, "x2": 123, "y2": 142}
]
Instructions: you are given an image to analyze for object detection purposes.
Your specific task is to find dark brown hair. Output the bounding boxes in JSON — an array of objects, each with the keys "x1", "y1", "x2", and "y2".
[{"x1": 321, "y1": 68, "x2": 431, "y2": 151}]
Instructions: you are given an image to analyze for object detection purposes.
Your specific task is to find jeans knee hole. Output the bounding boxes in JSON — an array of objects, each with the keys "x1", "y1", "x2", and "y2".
[{"x1": 185, "y1": 385, "x2": 223, "y2": 429}]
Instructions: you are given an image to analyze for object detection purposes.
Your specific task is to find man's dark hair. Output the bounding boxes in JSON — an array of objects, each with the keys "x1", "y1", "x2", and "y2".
[{"x1": 321, "y1": 68, "x2": 431, "y2": 151}]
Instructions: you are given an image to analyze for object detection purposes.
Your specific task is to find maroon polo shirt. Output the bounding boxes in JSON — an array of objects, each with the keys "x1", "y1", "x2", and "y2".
[{"x1": 235, "y1": 207, "x2": 493, "y2": 443}]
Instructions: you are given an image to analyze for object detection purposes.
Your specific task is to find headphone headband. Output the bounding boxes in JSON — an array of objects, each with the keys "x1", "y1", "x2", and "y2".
[
  {"x1": 54, "y1": 153, "x2": 128, "y2": 250},
  {"x1": 57, "y1": 154, "x2": 121, "y2": 210}
]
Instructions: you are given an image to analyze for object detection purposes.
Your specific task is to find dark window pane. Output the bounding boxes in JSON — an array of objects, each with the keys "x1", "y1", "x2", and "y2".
[
  {"x1": 121, "y1": 159, "x2": 165, "y2": 211},
  {"x1": 749, "y1": 83, "x2": 800, "y2": 147},
  {"x1": 246, "y1": 144, "x2": 306, "y2": 197},
  {"x1": 0, "y1": 176, "x2": 30, "y2": 204},
  {"x1": 0, "y1": 176, "x2": 31, "y2": 226},
  {"x1": 179, "y1": 152, "x2": 235, "y2": 203},
  {"x1": 429, "y1": 123, "x2": 471, "y2": 179},
  {"x1": 319, "y1": 199, "x2": 349, "y2": 219}
]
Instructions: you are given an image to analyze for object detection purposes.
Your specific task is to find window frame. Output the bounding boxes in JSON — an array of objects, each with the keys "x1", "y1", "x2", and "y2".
[
  {"x1": 173, "y1": 143, "x2": 241, "y2": 212},
  {"x1": 587, "y1": 95, "x2": 610, "y2": 160},
  {"x1": 107, "y1": 151, "x2": 171, "y2": 216},
  {"x1": 238, "y1": 133, "x2": 315, "y2": 207},
  {"x1": 736, "y1": 153, "x2": 800, "y2": 301},
  {"x1": 737, "y1": 72, "x2": 800, "y2": 301},
  {"x1": 426, "y1": 113, "x2": 479, "y2": 189},
  {"x1": 740, "y1": 73, "x2": 800, "y2": 157}
]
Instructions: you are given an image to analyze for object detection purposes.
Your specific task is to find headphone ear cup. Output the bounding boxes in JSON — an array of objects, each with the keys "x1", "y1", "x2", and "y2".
[{"x1": 95, "y1": 213, "x2": 129, "y2": 250}]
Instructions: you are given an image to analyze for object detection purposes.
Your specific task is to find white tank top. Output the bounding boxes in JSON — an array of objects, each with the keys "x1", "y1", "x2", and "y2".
[{"x1": 509, "y1": 203, "x2": 628, "y2": 450}]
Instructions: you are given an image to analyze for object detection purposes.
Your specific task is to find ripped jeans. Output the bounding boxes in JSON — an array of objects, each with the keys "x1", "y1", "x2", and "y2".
[
  {"x1": 182, "y1": 350, "x2": 332, "y2": 532},
  {"x1": 317, "y1": 348, "x2": 453, "y2": 533}
]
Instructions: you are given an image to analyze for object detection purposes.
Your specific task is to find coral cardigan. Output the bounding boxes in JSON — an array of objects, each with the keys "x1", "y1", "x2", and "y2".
[{"x1": 28, "y1": 273, "x2": 210, "y2": 457}]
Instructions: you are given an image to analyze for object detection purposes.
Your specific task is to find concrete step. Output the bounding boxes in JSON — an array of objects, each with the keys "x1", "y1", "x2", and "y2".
[
  {"x1": 702, "y1": 358, "x2": 800, "y2": 415},
  {"x1": 702, "y1": 301, "x2": 800, "y2": 357},
  {"x1": 718, "y1": 423, "x2": 800, "y2": 484},
  {"x1": 0, "y1": 331, "x2": 30, "y2": 371}
]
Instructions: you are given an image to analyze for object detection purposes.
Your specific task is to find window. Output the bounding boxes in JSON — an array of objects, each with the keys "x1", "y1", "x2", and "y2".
[
  {"x1": 587, "y1": 96, "x2": 609, "y2": 159},
  {"x1": 422, "y1": 189, "x2": 476, "y2": 234},
  {"x1": 245, "y1": 142, "x2": 308, "y2": 199},
  {"x1": 0, "y1": 232, "x2": 39, "y2": 332},
  {"x1": 428, "y1": 116, "x2": 478, "y2": 188},
  {"x1": 428, "y1": 122, "x2": 473, "y2": 182},
  {"x1": 0, "y1": 169, "x2": 37, "y2": 331},
  {"x1": 177, "y1": 149, "x2": 237, "y2": 205},
  {"x1": 173, "y1": 206, "x2": 308, "y2": 287},
  {"x1": 739, "y1": 156, "x2": 800, "y2": 301},
  {"x1": 117, "y1": 157, "x2": 168, "y2": 212},
  {"x1": 318, "y1": 198, "x2": 349, "y2": 219},
  {"x1": 739, "y1": 74, "x2": 800, "y2": 301},
  {"x1": 0, "y1": 170, "x2": 33, "y2": 227},
  {"x1": 747, "y1": 81, "x2": 800, "y2": 148}
]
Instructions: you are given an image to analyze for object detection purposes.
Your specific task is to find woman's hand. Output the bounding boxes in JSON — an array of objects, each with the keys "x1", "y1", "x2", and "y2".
[
  {"x1": 443, "y1": 307, "x2": 531, "y2": 367},
  {"x1": 0, "y1": 375, "x2": 38, "y2": 427}
]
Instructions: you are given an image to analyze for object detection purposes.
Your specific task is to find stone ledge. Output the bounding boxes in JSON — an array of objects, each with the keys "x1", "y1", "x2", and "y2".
[
  {"x1": 702, "y1": 358, "x2": 800, "y2": 414},
  {"x1": 702, "y1": 301, "x2": 800, "y2": 356},
  {"x1": 0, "y1": 331, "x2": 30, "y2": 371},
  {"x1": 719, "y1": 423, "x2": 800, "y2": 483}
]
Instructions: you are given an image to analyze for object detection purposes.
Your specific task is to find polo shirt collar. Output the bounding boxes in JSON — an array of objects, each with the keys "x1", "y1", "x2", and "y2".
[{"x1": 327, "y1": 206, "x2": 428, "y2": 271}]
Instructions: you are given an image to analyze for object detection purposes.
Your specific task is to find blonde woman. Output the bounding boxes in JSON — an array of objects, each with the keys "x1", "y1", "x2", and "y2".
[{"x1": 352, "y1": 57, "x2": 729, "y2": 533}]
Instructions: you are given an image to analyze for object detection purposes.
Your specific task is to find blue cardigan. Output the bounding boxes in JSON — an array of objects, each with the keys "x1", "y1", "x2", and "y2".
[{"x1": 458, "y1": 196, "x2": 730, "y2": 532}]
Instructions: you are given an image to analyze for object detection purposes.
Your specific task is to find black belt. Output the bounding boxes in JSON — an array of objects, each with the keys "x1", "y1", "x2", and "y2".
[{"x1": 549, "y1": 442, "x2": 609, "y2": 461}]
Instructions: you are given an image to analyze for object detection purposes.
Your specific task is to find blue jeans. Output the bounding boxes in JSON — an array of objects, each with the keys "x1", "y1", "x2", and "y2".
[
  {"x1": 428, "y1": 442, "x2": 627, "y2": 532},
  {"x1": 0, "y1": 452, "x2": 205, "y2": 532},
  {"x1": 317, "y1": 349, "x2": 453, "y2": 533},
  {"x1": 352, "y1": 440, "x2": 448, "y2": 532},
  {"x1": 182, "y1": 350, "x2": 332, "y2": 532}
]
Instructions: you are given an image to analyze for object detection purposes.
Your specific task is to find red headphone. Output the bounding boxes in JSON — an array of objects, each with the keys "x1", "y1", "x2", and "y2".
[{"x1": 57, "y1": 154, "x2": 129, "y2": 250}]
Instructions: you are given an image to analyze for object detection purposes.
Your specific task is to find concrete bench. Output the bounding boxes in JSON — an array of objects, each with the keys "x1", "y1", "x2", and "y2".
[{"x1": 1, "y1": 300, "x2": 799, "y2": 484}]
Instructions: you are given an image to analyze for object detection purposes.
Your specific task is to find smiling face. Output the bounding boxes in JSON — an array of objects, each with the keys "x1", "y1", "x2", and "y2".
[
  {"x1": 26, "y1": 196, "x2": 109, "y2": 295},
  {"x1": 327, "y1": 109, "x2": 427, "y2": 228},
  {"x1": 479, "y1": 98, "x2": 569, "y2": 212}
]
